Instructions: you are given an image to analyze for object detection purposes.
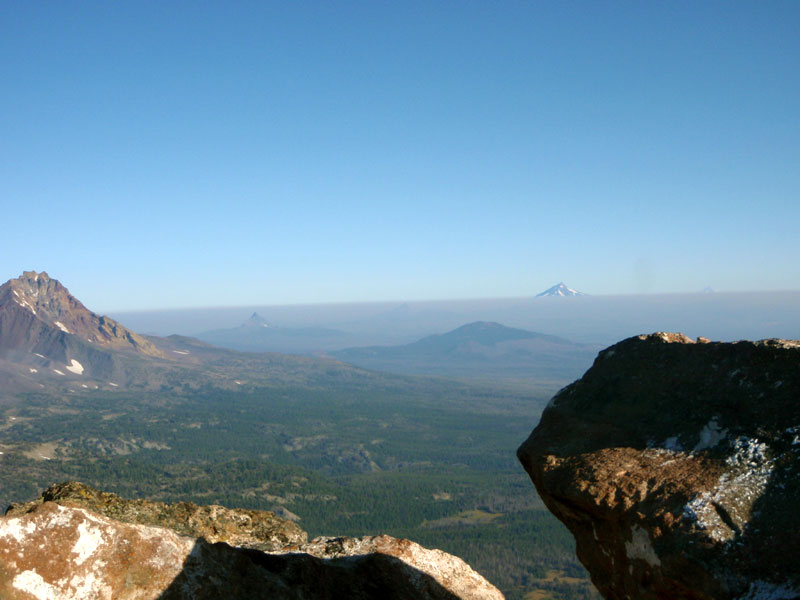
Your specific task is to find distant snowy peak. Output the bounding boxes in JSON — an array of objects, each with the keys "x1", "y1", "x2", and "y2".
[{"x1": 536, "y1": 282, "x2": 587, "y2": 297}]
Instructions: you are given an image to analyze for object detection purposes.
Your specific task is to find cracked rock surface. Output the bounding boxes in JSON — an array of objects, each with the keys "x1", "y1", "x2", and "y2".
[{"x1": 518, "y1": 333, "x2": 800, "y2": 600}]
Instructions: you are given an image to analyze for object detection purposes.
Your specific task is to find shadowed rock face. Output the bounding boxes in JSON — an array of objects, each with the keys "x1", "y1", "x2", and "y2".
[
  {"x1": 0, "y1": 483, "x2": 503, "y2": 600},
  {"x1": 517, "y1": 333, "x2": 800, "y2": 600}
]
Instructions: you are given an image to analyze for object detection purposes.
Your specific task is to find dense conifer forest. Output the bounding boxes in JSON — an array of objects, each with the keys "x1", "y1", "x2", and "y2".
[{"x1": 0, "y1": 376, "x2": 599, "y2": 599}]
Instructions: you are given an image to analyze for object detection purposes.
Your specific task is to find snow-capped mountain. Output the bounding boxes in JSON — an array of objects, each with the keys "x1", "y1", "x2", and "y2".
[{"x1": 535, "y1": 282, "x2": 587, "y2": 297}]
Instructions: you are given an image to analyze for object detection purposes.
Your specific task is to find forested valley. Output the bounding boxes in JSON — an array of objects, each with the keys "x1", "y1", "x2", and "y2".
[{"x1": 0, "y1": 374, "x2": 599, "y2": 599}]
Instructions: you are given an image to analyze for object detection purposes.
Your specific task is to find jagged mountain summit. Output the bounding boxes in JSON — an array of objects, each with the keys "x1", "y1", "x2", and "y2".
[
  {"x1": 0, "y1": 270, "x2": 170, "y2": 390},
  {"x1": 0, "y1": 271, "x2": 372, "y2": 397},
  {"x1": 0, "y1": 270, "x2": 161, "y2": 357},
  {"x1": 535, "y1": 282, "x2": 586, "y2": 297}
]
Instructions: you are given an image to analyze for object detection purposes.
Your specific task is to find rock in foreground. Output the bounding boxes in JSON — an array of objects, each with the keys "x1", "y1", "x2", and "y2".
[
  {"x1": 518, "y1": 333, "x2": 800, "y2": 600},
  {"x1": 0, "y1": 483, "x2": 503, "y2": 600},
  {"x1": 5, "y1": 481, "x2": 306, "y2": 552}
]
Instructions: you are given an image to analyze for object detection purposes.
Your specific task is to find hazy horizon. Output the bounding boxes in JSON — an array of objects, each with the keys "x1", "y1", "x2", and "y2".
[{"x1": 110, "y1": 290, "x2": 800, "y2": 348}]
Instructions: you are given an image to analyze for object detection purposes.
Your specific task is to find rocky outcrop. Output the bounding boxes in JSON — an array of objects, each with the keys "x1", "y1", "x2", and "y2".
[
  {"x1": 0, "y1": 483, "x2": 503, "y2": 600},
  {"x1": 518, "y1": 333, "x2": 800, "y2": 600},
  {"x1": 5, "y1": 481, "x2": 306, "y2": 552}
]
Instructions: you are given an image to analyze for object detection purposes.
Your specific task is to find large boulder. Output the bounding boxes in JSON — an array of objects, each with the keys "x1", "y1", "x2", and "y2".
[
  {"x1": 0, "y1": 483, "x2": 503, "y2": 600},
  {"x1": 517, "y1": 333, "x2": 800, "y2": 600}
]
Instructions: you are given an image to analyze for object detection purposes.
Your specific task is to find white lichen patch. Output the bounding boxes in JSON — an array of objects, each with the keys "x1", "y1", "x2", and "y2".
[
  {"x1": 66, "y1": 571, "x2": 113, "y2": 600},
  {"x1": 41, "y1": 503, "x2": 81, "y2": 529},
  {"x1": 624, "y1": 524, "x2": 661, "y2": 567},
  {"x1": 12, "y1": 569, "x2": 59, "y2": 600},
  {"x1": 72, "y1": 520, "x2": 104, "y2": 565},
  {"x1": 53, "y1": 369, "x2": 65, "y2": 376},
  {"x1": 694, "y1": 417, "x2": 729, "y2": 451},
  {"x1": 684, "y1": 492, "x2": 730, "y2": 542},
  {"x1": 0, "y1": 516, "x2": 38, "y2": 543},
  {"x1": 65, "y1": 359, "x2": 84, "y2": 375},
  {"x1": 684, "y1": 436, "x2": 774, "y2": 543}
]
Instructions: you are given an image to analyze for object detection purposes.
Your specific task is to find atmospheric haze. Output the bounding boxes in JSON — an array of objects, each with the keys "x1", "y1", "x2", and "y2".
[{"x1": 112, "y1": 291, "x2": 800, "y2": 350}]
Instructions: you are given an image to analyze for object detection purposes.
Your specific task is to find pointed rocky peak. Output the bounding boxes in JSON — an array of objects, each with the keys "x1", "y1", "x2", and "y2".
[
  {"x1": 2, "y1": 270, "x2": 89, "y2": 325},
  {"x1": 244, "y1": 312, "x2": 270, "y2": 328},
  {"x1": 0, "y1": 271, "x2": 162, "y2": 358},
  {"x1": 535, "y1": 282, "x2": 587, "y2": 297}
]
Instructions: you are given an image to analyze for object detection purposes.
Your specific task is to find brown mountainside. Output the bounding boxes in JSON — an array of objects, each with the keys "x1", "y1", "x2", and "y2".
[
  {"x1": 0, "y1": 270, "x2": 161, "y2": 357},
  {"x1": 0, "y1": 270, "x2": 383, "y2": 398}
]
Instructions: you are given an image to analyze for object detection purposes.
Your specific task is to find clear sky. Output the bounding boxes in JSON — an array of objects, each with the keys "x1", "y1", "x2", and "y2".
[{"x1": 2, "y1": 1, "x2": 798, "y2": 311}]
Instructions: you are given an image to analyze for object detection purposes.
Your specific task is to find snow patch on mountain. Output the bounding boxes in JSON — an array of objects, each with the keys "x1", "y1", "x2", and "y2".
[{"x1": 65, "y1": 360, "x2": 84, "y2": 375}]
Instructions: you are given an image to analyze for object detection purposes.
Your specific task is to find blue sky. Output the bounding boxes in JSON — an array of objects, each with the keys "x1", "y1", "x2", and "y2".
[{"x1": 2, "y1": 1, "x2": 798, "y2": 311}]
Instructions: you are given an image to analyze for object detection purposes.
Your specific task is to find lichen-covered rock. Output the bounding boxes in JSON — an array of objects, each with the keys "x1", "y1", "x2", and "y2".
[
  {"x1": 0, "y1": 487, "x2": 503, "y2": 599},
  {"x1": 517, "y1": 333, "x2": 800, "y2": 600},
  {"x1": 6, "y1": 481, "x2": 306, "y2": 551}
]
